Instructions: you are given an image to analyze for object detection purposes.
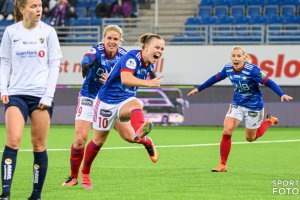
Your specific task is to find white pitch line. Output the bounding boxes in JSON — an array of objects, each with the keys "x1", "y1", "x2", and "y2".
[{"x1": 0, "y1": 139, "x2": 300, "y2": 153}]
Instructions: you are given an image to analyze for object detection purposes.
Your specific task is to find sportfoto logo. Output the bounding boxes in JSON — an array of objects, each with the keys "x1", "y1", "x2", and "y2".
[
  {"x1": 272, "y1": 180, "x2": 299, "y2": 195},
  {"x1": 4, "y1": 158, "x2": 12, "y2": 180},
  {"x1": 34, "y1": 164, "x2": 40, "y2": 184}
]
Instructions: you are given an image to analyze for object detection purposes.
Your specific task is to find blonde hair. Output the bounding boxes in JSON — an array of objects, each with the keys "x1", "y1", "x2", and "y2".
[
  {"x1": 232, "y1": 46, "x2": 252, "y2": 63},
  {"x1": 14, "y1": 0, "x2": 27, "y2": 22},
  {"x1": 138, "y1": 33, "x2": 163, "y2": 49},
  {"x1": 101, "y1": 25, "x2": 124, "y2": 43}
]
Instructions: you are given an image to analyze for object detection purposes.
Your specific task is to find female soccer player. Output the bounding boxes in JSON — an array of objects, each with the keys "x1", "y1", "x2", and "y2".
[
  {"x1": 62, "y1": 25, "x2": 128, "y2": 189},
  {"x1": 0, "y1": 0, "x2": 62, "y2": 199},
  {"x1": 187, "y1": 46, "x2": 293, "y2": 172},
  {"x1": 79, "y1": 33, "x2": 165, "y2": 189}
]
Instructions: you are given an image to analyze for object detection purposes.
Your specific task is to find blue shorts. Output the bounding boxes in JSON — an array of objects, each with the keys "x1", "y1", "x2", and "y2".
[{"x1": 4, "y1": 95, "x2": 54, "y2": 122}]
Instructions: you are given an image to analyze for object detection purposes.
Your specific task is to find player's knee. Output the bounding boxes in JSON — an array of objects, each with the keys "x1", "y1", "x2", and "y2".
[
  {"x1": 223, "y1": 127, "x2": 234, "y2": 135},
  {"x1": 74, "y1": 137, "x2": 87, "y2": 148}
]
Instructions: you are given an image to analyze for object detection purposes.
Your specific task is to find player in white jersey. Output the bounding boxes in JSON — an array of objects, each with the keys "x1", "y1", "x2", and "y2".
[
  {"x1": 78, "y1": 33, "x2": 165, "y2": 189},
  {"x1": 0, "y1": 0, "x2": 62, "y2": 199},
  {"x1": 188, "y1": 46, "x2": 293, "y2": 173},
  {"x1": 62, "y1": 25, "x2": 128, "y2": 190}
]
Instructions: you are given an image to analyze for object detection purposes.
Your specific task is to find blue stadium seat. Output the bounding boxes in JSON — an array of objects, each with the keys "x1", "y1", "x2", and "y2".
[
  {"x1": 264, "y1": 0, "x2": 282, "y2": 6},
  {"x1": 247, "y1": 0, "x2": 263, "y2": 6},
  {"x1": 74, "y1": 17, "x2": 91, "y2": 26},
  {"x1": 235, "y1": 16, "x2": 251, "y2": 24},
  {"x1": 213, "y1": 0, "x2": 231, "y2": 6},
  {"x1": 286, "y1": 15, "x2": 300, "y2": 24},
  {"x1": 267, "y1": 15, "x2": 285, "y2": 24},
  {"x1": 218, "y1": 16, "x2": 234, "y2": 24},
  {"x1": 198, "y1": 6, "x2": 213, "y2": 17},
  {"x1": 186, "y1": 17, "x2": 201, "y2": 25},
  {"x1": 76, "y1": 7, "x2": 87, "y2": 17},
  {"x1": 214, "y1": 6, "x2": 228, "y2": 18},
  {"x1": 198, "y1": 16, "x2": 219, "y2": 24},
  {"x1": 283, "y1": 0, "x2": 298, "y2": 6},
  {"x1": 230, "y1": 0, "x2": 248, "y2": 6},
  {"x1": 230, "y1": 6, "x2": 245, "y2": 18},
  {"x1": 200, "y1": 0, "x2": 214, "y2": 6},
  {"x1": 88, "y1": 7, "x2": 96, "y2": 18},
  {"x1": 90, "y1": 18, "x2": 102, "y2": 26},
  {"x1": 264, "y1": 5, "x2": 279, "y2": 18},
  {"x1": 247, "y1": 6, "x2": 262, "y2": 17},
  {"x1": 250, "y1": 16, "x2": 267, "y2": 24},
  {"x1": 281, "y1": 5, "x2": 296, "y2": 17}
]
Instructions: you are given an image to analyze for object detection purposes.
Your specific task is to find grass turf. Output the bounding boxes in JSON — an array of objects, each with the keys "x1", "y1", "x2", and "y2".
[{"x1": 0, "y1": 125, "x2": 299, "y2": 199}]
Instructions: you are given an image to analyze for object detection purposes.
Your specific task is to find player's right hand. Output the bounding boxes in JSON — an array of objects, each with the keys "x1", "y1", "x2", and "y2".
[
  {"x1": 0, "y1": 95, "x2": 9, "y2": 104},
  {"x1": 187, "y1": 88, "x2": 199, "y2": 96},
  {"x1": 148, "y1": 77, "x2": 161, "y2": 88}
]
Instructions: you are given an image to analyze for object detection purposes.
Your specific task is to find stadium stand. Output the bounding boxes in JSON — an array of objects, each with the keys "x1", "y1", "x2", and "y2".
[{"x1": 0, "y1": 0, "x2": 299, "y2": 45}]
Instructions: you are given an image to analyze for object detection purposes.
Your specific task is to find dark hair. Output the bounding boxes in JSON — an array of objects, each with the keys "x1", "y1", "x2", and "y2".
[
  {"x1": 14, "y1": 0, "x2": 27, "y2": 22},
  {"x1": 138, "y1": 33, "x2": 163, "y2": 49}
]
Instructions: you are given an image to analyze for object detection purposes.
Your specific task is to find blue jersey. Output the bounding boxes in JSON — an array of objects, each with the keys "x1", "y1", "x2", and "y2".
[
  {"x1": 216, "y1": 62, "x2": 268, "y2": 110},
  {"x1": 98, "y1": 50, "x2": 154, "y2": 104},
  {"x1": 80, "y1": 44, "x2": 127, "y2": 99}
]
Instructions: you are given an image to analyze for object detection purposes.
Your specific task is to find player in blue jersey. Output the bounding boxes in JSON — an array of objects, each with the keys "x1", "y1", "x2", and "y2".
[
  {"x1": 187, "y1": 46, "x2": 293, "y2": 173},
  {"x1": 0, "y1": 0, "x2": 62, "y2": 199},
  {"x1": 62, "y1": 25, "x2": 128, "y2": 189},
  {"x1": 79, "y1": 33, "x2": 165, "y2": 188}
]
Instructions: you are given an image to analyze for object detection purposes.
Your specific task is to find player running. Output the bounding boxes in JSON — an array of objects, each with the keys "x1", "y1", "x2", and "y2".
[{"x1": 187, "y1": 46, "x2": 293, "y2": 172}]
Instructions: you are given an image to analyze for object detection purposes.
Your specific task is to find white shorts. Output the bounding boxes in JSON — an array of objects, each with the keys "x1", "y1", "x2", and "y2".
[
  {"x1": 93, "y1": 96, "x2": 139, "y2": 131},
  {"x1": 226, "y1": 104, "x2": 264, "y2": 129},
  {"x1": 75, "y1": 95, "x2": 94, "y2": 122}
]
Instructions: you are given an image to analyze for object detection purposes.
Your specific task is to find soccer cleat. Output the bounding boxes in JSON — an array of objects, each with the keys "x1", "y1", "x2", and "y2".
[
  {"x1": 145, "y1": 139, "x2": 158, "y2": 163},
  {"x1": 81, "y1": 172, "x2": 93, "y2": 190},
  {"x1": 62, "y1": 176, "x2": 78, "y2": 186},
  {"x1": 0, "y1": 193, "x2": 10, "y2": 200},
  {"x1": 27, "y1": 196, "x2": 40, "y2": 200},
  {"x1": 211, "y1": 163, "x2": 227, "y2": 172},
  {"x1": 134, "y1": 121, "x2": 153, "y2": 143},
  {"x1": 265, "y1": 114, "x2": 279, "y2": 125}
]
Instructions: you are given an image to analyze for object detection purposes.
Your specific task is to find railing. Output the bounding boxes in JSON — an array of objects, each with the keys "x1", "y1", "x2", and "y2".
[{"x1": 0, "y1": 20, "x2": 299, "y2": 45}]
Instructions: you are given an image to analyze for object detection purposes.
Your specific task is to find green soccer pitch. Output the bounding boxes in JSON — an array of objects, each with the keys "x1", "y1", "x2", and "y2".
[{"x1": 0, "y1": 125, "x2": 299, "y2": 200}]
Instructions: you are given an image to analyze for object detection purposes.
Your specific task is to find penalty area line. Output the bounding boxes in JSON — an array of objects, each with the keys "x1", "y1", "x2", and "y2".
[{"x1": 1, "y1": 139, "x2": 300, "y2": 153}]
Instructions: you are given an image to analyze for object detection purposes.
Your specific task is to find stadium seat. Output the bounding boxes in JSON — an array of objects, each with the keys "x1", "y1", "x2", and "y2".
[
  {"x1": 235, "y1": 16, "x2": 251, "y2": 24},
  {"x1": 90, "y1": 18, "x2": 102, "y2": 26},
  {"x1": 186, "y1": 17, "x2": 201, "y2": 25},
  {"x1": 247, "y1": 0, "x2": 263, "y2": 6},
  {"x1": 281, "y1": 5, "x2": 296, "y2": 17},
  {"x1": 213, "y1": 0, "x2": 231, "y2": 6},
  {"x1": 198, "y1": 6, "x2": 213, "y2": 17},
  {"x1": 230, "y1": 6, "x2": 245, "y2": 18},
  {"x1": 264, "y1": 5, "x2": 279, "y2": 18},
  {"x1": 267, "y1": 15, "x2": 285, "y2": 24},
  {"x1": 200, "y1": 0, "x2": 214, "y2": 6},
  {"x1": 214, "y1": 6, "x2": 228, "y2": 18},
  {"x1": 286, "y1": 15, "x2": 300, "y2": 24},
  {"x1": 74, "y1": 17, "x2": 91, "y2": 26},
  {"x1": 76, "y1": 7, "x2": 87, "y2": 17},
  {"x1": 247, "y1": 6, "x2": 262, "y2": 17},
  {"x1": 230, "y1": 0, "x2": 248, "y2": 6},
  {"x1": 264, "y1": 0, "x2": 282, "y2": 6},
  {"x1": 250, "y1": 16, "x2": 267, "y2": 24},
  {"x1": 283, "y1": 0, "x2": 298, "y2": 6}
]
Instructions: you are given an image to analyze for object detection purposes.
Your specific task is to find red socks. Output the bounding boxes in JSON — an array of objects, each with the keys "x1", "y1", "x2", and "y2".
[
  {"x1": 255, "y1": 120, "x2": 272, "y2": 140},
  {"x1": 131, "y1": 109, "x2": 144, "y2": 135},
  {"x1": 70, "y1": 145, "x2": 85, "y2": 178},
  {"x1": 220, "y1": 134, "x2": 232, "y2": 165},
  {"x1": 81, "y1": 141, "x2": 102, "y2": 174}
]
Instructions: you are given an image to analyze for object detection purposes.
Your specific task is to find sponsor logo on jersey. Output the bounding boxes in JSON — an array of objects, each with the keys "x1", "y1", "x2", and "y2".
[
  {"x1": 13, "y1": 39, "x2": 20, "y2": 42},
  {"x1": 242, "y1": 76, "x2": 247, "y2": 80},
  {"x1": 39, "y1": 37, "x2": 45, "y2": 44},
  {"x1": 241, "y1": 70, "x2": 250, "y2": 75},
  {"x1": 259, "y1": 71, "x2": 266, "y2": 78},
  {"x1": 248, "y1": 111, "x2": 258, "y2": 118},
  {"x1": 23, "y1": 41, "x2": 37, "y2": 45},
  {"x1": 87, "y1": 48, "x2": 97, "y2": 54},
  {"x1": 81, "y1": 98, "x2": 93, "y2": 106},
  {"x1": 38, "y1": 50, "x2": 45, "y2": 57},
  {"x1": 126, "y1": 58, "x2": 137, "y2": 69},
  {"x1": 100, "y1": 109, "x2": 112, "y2": 117},
  {"x1": 233, "y1": 75, "x2": 241, "y2": 78},
  {"x1": 16, "y1": 50, "x2": 37, "y2": 58}
]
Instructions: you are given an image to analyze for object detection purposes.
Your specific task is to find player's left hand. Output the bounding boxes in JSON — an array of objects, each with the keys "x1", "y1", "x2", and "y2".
[
  {"x1": 187, "y1": 88, "x2": 199, "y2": 96},
  {"x1": 281, "y1": 94, "x2": 293, "y2": 102},
  {"x1": 99, "y1": 72, "x2": 109, "y2": 83},
  {"x1": 38, "y1": 103, "x2": 49, "y2": 110}
]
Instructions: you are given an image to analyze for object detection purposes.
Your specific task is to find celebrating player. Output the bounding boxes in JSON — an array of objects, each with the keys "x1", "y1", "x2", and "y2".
[
  {"x1": 0, "y1": 0, "x2": 62, "y2": 199},
  {"x1": 187, "y1": 46, "x2": 293, "y2": 172},
  {"x1": 62, "y1": 25, "x2": 127, "y2": 189},
  {"x1": 79, "y1": 33, "x2": 165, "y2": 189}
]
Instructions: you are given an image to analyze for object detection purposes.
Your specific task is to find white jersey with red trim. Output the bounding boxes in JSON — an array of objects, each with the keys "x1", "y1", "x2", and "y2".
[{"x1": 0, "y1": 21, "x2": 62, "y2": 97}]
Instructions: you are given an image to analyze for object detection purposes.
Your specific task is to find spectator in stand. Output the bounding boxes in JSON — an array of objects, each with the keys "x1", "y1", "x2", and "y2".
[
  {"x1": 48, "y1": 0, "x2": 77, "y2": 27},
  {"x1": 0, "y1": 0, "x2": 14, "y2": 20},
  {"x1": 110, "y1": 0, "x2": 133, "y2": 18},
  {"x1": 95, "y1": 0, "x2": 116, "y2": 18}
]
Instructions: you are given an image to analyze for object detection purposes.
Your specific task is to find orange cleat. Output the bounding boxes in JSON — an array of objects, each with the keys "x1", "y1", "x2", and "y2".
[
  {"x1": 265, "y1": 114, "x2": 279, "y2": 125},
  {"x1": 62, "y1": 176, "x2": 78, "y2": 186},
  {"x1": 145, "y1": 138, "x2": 158, "y2": 163},
  {"x1": 81, "y1": 172, "x2": 93, "y2": 190},
  {"x1": 134, "y1": 121, "x2": 153, "y2": 143},
  {"x1": 211, "y1": 163, "x2": 227, "y2": 172}
]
